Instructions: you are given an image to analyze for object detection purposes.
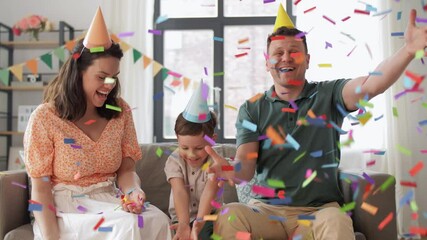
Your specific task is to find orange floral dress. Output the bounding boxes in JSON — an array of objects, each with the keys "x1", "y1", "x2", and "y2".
[{"x1": 24, "y1": 98, "x2": 142, "y2": 186}]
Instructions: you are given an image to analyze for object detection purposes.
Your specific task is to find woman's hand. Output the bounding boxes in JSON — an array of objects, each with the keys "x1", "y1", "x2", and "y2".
[
  {"x1": 121, "y1": 188, "x2": 146, "y2": 214},
  {"x1": 170, "y1": 222, "x2": 191, "y2": 240}
]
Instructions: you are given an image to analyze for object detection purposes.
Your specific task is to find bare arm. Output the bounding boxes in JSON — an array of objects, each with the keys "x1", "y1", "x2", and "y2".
[
  {"x1": 343, "y1": 9, "x2": 427, "y2": 111},
  {"x1": 117, "y1": 157, "x2": 145, "y2": 213},
  {"x1": 169, "y1": 177, "x2": 191, "y2": 240},
  {"x1": 31, "y1": 177, "x2": 59, "y2": 240},
  {"x1": 192, "y1": 175, "x2": 219, "y2": 234},
  {"x1": 234, "y1": 142, "x2": 259, "y2": 182}
]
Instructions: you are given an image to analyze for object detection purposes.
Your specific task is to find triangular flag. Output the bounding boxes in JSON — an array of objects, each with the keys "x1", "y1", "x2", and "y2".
[
  {"x1": 161, "y1": 68, "x2": 169, "y2": 81},
  {"x1": 183, "y1": 77, "x2": 191, "y2": 90},
  {"x1": 119, "y1": 41, "x2": 131, "y2": 52},
  {"x1": 26, "y1": 59, "x2": 38, "y2": 75},
  {"x1": 0, "y1": 68, "x2": 10, "y2": 86},
  {"x1": 9, "y1": 64, "x2": 24, "y2": 81},
  {"x1": 133, "y1": 48, "x2": 142, "y2": 63},
  {"x1": 143, "y1": 55, "x2": 152, "y2": 69},
  {"x1": 152, "y1": 61, "x2": 163, "y2": 77},
  {"x1": 40, "y1": 53, "x2": 53, "y2": 69},
  {"x1": 111, "y1": 34, "x2": 120, "y2": 43},
  {"x1": 53, "y1": 47, "x2": 66, "y2": 62},
  {"x1": 64, "y1": 40, "x2": 76, "y2": 52},
  {"x1": 273, "y1": 4, "x2": 295, "y2": 32}
]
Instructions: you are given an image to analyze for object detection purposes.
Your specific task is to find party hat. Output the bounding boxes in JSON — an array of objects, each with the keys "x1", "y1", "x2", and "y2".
[
  {"x1": 273, "y1": 3, "x2": 295, "y2": 32},
  {"x1": 182, "y1": 80, "x2": 211, "y2": 123},
  {"x1": 83, "y1": 7, "x2": 112, "y2": 49}
]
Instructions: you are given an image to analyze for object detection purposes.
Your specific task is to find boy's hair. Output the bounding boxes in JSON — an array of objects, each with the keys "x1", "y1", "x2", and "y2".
[
  {"x1": 267, "y1": 26, "x2": 308, "y2": 54},
  {"x1": 175, "y1": 111, "x2": 217, "y2": 137}
]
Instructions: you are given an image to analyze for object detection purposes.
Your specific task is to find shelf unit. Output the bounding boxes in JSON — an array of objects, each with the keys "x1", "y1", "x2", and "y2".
[{"x1": 0, "y1": 21, "x2": 76, "y2": 171}]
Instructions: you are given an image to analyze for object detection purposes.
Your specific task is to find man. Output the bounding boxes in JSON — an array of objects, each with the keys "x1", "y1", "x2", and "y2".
[{"x1": 206, "y1": 5, "x2": 427, "y2": 240}]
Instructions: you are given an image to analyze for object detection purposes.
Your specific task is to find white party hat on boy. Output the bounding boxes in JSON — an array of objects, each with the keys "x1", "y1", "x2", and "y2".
[
  {"x1": 182, "y1": 80, "x2": 211, "y2": 123},
  {"x1": 83, "y1": 7, "x2": 112, "y2": 49}
]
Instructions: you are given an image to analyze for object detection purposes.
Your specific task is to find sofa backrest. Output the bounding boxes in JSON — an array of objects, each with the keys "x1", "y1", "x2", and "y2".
[{"x1": 136, "y1": 143, "x2": 239, "y2": 216}]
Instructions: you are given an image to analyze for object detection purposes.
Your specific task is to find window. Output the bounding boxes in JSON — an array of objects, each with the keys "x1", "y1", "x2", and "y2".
[
  {"x1": 154, "y1": 0, "x2": 386, "y2": 150},
  {"x1": 153, "y1": 0, "x2": 284, "y2": 142}
]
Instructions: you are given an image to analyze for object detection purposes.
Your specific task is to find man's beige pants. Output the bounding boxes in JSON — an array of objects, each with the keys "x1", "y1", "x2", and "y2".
[{"x1": 215, "y1": 200, "x2": 355, "y2": 240}]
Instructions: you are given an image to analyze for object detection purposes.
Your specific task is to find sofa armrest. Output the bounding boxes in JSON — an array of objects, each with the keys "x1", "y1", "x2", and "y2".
[
  {"x1": 0, "y1": 170, "x2": 30, "y2": 240},
  {"x1": 340, "y1": 169, "x2": 398, "y2": 240}
]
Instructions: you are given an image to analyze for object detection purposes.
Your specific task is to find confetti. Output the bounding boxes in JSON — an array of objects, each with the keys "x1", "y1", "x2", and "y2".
[
  {"x1": 98, "y1": 227, "x2": 113, "y2": 232},
  {"x1": 235, "y1": 52, "x2": 248, "y2": 58},
  {"x1": 362, "y1": 172, "x2": 375, "y2": 185},
  {"x1": 380, "y1": 176, "x2": 395, "y2": 192},
  {"x1": 409, "y1": 161, "x2": 424, "y2": 176},
  {"x1": 318, "y1": 63, "x2": 332, "y2": 68},
  {"x1": 241, "y1": 120, "x2": 257, "y2": 132},
  {"x1": 236, "y1": 231, "x2": 251, "y2": 240},
  {"x1": 298, "y1": 215, "x2": 315, "y2": 220},
  {"x1": 340, "y1": 201, "x2": 356, "y2": 212},
  {"x1": 138, "y1": 215, "x2": 144, "y2": 228},
  {"x1": 148, "y1": 29, "x2": 162, "y2": 35},
  {"x1": 309, "y1": 150, "x2": 323, "y2": 158},
  {"x1": 77, "y1": 205, "x2": 87, "y2": 213},
  {"x1": 90, "y1": 47, "x2": 104, "y2": 53},
  {"x1": 117, "y1": 32, "x2": 134, "y2": 38},
  {"x1": 84, "y1": 119, "x2": 96, "y2": 125},
  {"x1": 93, "y1": 217, "x2": 105, "y2": 230},
  {"x1": 106, "y1": 104, "x2": 122, "y2": 112},
  {"x1": 354, "y1": 9, "x2": 370, "y2": 15},
  {"x1": 267, "y1": 179, "x2": 285, "y2": 188},
  {"x1": 322, "y1": 15, "x2": 336, "y2": 25},
  {"x1": 378, "y1": 212, "x2": 393, "y2": 231},
  {"x1": 28, "y1": 203, "x2": 43, "y2": 211},
  {"x1": 204, "y1": 135, "x2": 216, "y2": 146},
  {"x1": 304, "y1": 6, "x2": 316, "y2": 14},
  {"x1": 11, "y1": 181, "x2": 27, "y2": 189},
  {"x1": 64, "y1": 138, "x2": 75, "y2": 144},
  {"x1": 203, "y1": 215, "x2": 218, "y2": 221},
  {"x1": 302, "y1": 170, "x2": 317, "y2": 188},
  {"x1": 252, "y1": 185, "x2": 275, "y2": 197},
  {"x1": 155, "y1": 15, "x2": 169, "y2": 24},
  {"x1": 269, "y1": 215, "x2": 286, "y2": 222},
  {"x1": 213, "y1": 36, "x2": 224, "y2": 42},
  {"x1": 361, "y1": 202, "x2": 378, "y2": 215}
]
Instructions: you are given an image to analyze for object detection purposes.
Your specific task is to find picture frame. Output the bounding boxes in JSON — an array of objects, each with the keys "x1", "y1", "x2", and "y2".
[{"x1": 7, "y1": 146, "x2": 25, "y2": 170}]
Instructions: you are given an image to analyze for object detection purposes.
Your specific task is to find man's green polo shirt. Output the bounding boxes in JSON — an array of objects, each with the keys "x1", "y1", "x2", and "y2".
[{"x1": 236, "y1": 79, "x2": 350, "y2": 207}]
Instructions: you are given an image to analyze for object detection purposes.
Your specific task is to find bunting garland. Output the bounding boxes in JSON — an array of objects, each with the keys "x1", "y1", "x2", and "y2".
[
  {"x1": 0, "y1": 34, "x2": 196, "y2": 93},
  {"x1": 0, "y1": 69, "x2": 10, "y2": 86}
]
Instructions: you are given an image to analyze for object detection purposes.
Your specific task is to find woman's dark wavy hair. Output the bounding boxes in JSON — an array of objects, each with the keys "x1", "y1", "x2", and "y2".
[
  {"x1": 44, "y1": 38, "x2": 123, "y2": 121},
  {"x1": 267, "y1": 27, "x2": 308, "y2": 54},
  {"x1": 175, "y1": 111, "x2": 217, "y2": 137}
]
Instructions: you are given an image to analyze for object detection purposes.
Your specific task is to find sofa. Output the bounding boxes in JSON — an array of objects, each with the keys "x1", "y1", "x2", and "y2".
[{"x1": 0, "y1": 143, "x2": 397, "y2": 240}]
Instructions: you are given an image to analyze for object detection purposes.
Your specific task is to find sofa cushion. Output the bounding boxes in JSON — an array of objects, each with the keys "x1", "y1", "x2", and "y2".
[
  {"x1": 4, "y1": 223, "x2": 33, "y2": 240},
  {"x1": 136, "y1": 143, "x2": 239, "y2": 216}
]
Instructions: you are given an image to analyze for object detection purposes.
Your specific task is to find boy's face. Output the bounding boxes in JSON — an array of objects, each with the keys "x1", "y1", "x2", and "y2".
[{"x1": 177, "y1": 133, "x2": 213, "y2": 168}]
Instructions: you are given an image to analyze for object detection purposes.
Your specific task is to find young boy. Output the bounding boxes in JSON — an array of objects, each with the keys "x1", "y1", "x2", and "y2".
[{"x1": 164, "y1": 82, "x2": 219, "y2": 240}]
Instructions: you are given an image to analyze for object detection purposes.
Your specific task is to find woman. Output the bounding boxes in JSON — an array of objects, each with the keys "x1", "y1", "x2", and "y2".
[{"x1": 24, "y1": 14, "x2": 171, "y2": 239}]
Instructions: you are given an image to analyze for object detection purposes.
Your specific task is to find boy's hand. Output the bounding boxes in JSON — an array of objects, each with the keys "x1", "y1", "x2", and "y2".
[
  {"x1": 205, "y1": 145, "x2": 235, "y2": 187},
  {"x1": 170, "y1": 222, "x2": 191, "y2": 240}
]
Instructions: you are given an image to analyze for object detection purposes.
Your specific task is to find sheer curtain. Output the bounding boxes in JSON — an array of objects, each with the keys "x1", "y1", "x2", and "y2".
[
  {"x1": 380, "y1": 1, "x2": 427, "y2": 236},
  {"x1": 102, "y1": 0, "x2": 155, "y2": 143},
  {"x1": 294, "y1": 0, "x2": 387, "y2": 153},
  {"x1": 295, "y1": 0, "x2": 427, "y2": 236}
]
